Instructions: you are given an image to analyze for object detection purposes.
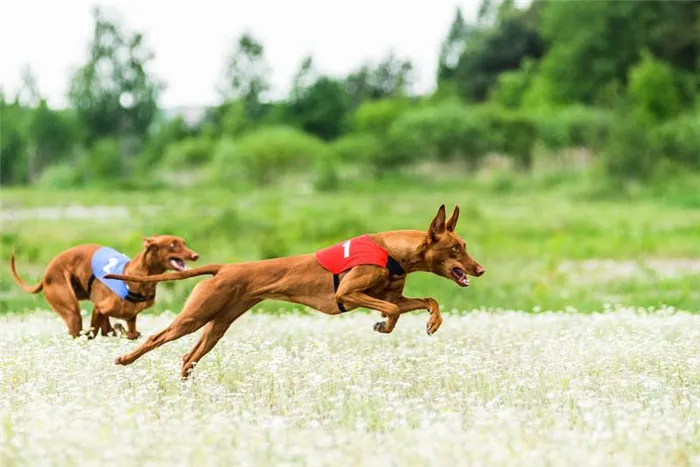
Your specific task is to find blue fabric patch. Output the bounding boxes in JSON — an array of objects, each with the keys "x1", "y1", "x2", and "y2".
[{"x1": 91, "y1": 247, "x2": 132, "y2": 299}]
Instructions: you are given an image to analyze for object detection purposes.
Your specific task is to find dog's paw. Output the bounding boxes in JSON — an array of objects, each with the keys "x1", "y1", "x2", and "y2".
[
  {"x1": 126, "y1": 332, "x2": 141, "y2": 340},
  {"x1": 426, "y1": 314, "x2": 443, "y2": 336},
  {"x1": 115, "y1": 356, "x2": 125, "y2": 365},
  {"x1": 373, "y1": 321, "x2": 386, "y2": 333}
]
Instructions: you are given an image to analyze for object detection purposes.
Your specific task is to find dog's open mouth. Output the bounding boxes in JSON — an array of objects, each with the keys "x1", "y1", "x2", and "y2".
[
  {"x1": 169, "y1": 258, "x2": 186, "y2": 271},
  {"x1": 452, "y1": 267, "x2": 470, "y2": 287}
]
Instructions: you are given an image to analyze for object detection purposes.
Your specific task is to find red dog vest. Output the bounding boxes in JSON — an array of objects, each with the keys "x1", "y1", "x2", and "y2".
[
  {"x1": 316, "y1": 235, "x2": 405, "y2": 313},
  {"x1": 316, "y1": 234, "x2": 389, "y2": 274}
]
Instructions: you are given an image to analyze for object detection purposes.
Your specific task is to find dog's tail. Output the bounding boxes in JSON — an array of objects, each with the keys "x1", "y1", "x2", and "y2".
[
  {"x1": 104, "y1": 264, "x2": 224, "y2": 283},
  {"x1": 10, "y1": 253, "x2": 44, "y2": 294}
]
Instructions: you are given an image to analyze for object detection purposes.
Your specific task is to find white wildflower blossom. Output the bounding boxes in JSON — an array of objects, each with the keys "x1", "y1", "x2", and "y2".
[{"x1": 0, "y1": 308, "x2": 698, "y2": 466}]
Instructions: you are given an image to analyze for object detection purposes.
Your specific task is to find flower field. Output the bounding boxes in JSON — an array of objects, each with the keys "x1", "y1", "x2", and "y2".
[{"x1": 1, "y1": 308, "x2": 698, "y2": 466}]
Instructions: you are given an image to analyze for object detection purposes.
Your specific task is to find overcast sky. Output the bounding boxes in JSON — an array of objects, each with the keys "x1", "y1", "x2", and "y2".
[{"x1": 0, "y1": 0, "x2": 485, "y2": 109}]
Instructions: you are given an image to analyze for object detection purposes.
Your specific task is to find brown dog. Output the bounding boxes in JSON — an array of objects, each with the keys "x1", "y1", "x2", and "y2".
[
  {"x1": 10, "y1": 235, "x2": 199, "y2": 339},
  {"x1": 105, "y1": 205, "x2": 485, "y2": 378}
]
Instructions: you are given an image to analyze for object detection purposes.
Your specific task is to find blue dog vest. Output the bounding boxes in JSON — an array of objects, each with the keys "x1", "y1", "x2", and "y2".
[{"x1": 89, "y1": 247, "x2": 154, "y2": 302}]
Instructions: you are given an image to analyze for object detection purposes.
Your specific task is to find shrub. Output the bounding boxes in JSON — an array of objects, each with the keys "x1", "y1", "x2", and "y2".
[
  {"x1": 600, "y1": 111, "x2": 661, "y2": 181},
  {"x1": 387, "y1": 103, "x2": 490, "y2": 171},
  {"x1": 80, "y1": 138, "x2": 127, "y2": 185},
  {"x1": 476, "y1": 106, "x2": 537, "y2": 170},
  {"x1": 351, "y1": 99, "x2": 409, "y2": 136},
  {"x1": 654, "y1": 113, "x2": 700, "y2": 168},
  {"x1": 536, "y1": 106, "x2": 614, "y2": 151},
  {"x1": 329, "y1": 133, "x2": 384, "y2": 165},
  {"x1": 209, "y1": 126, "x2": 327, "y2": 186},
  {"x1": 37, "y1": 162, "x2": 82, "y2": 189},
  {"x1": 628, "y1": 51, "x2": 684, "y2": 122},
  {"x1": 160, "y1": 137, "x2": 214, "y2": 169}
]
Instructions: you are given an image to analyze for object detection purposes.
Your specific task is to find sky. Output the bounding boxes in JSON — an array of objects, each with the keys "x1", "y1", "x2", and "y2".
[{"x1": 0, "y1": 0, "x2": 483, "y2": 109}]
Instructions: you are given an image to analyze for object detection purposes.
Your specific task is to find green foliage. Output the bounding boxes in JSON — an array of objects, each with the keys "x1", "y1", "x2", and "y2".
[
  {"x1": 4, "y1": 1, "x2": 700, "y2": 190},
  {"x1": 36, "y1": 163, "x2": 82, "y2": 189},
  {"x1": 219, "y1": 32, "x2": 270, "y2": 122},
  {"x1": 538, "y1": 1, "x2": 700, "y2": 105},
  {"x1": 209, "y1": 126, "x2": 327, "y2": 186},
  {"x1": 454, "y1": 0, "x2": 544, "y2": 102},
  {"x1": 536, "y1": 106, "x2": 613, "y2": 151},
  {"x1": 478, "y1": 106, "x2": 538, "y2": 169},
  {"x1": 68, "y1": 7, "x2": 163, "y2": 149},
  {"x1": 285, "y1": 76, "x2": 350, "y2": 140},
  {"x1": 600, "y1": 111, "x2": 661, "y2": 181},
  {"x1": 351, "y1": 98, "x2": 409, "y2": 135},
  {"x1": 0, "y1": 98, "x2": 31, "y2": 185},
  {"x1": 79, "y1": 138, "x2": 127, "y2": 185},
  {"x1": 628, "y1": 51, "x2": 684, "y2": 121},
  {"x1": 330, "y1": 133, "x2": 384, "y2": 165},
  {"x1": 654, "y1": 113, "x2": 700, "y2": 168},
  {"x1": 160, "y1": 137, "x2": 214, "y2": 169},
  {"x1": 388, "y1": 103, "x2": 490, "y2": 168},
  {"x1": 490, "y1": 60, "x2": 534, "y2": 109}
]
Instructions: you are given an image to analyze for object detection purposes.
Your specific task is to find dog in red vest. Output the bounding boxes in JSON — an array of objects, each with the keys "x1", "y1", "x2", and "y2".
[{"x1": 105, "y1": 204, "x2": 485, "y2": 378}]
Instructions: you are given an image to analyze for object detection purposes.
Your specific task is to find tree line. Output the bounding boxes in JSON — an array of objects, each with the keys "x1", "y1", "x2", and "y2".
[{"x1": 2, "y1": 0, "x2": 699, "y2": 189}]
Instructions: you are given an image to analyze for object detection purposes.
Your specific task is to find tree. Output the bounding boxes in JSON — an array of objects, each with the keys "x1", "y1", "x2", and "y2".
[
  {"x1": 68, "y1": 6, "x2": 163, "y2": 153},
  {"x1": 455, "y1": 0, "x2": 544, "y2": 102},
  {"x1": 438, "y1": 8, "x2": 471, "y2": 82},
  {"x1": 219, "y1": 32, "x2": 271, "y2": 121},
  {"x1": 538, "y1": 1, "x2": 700, "y2": 105},
  {"x1": 289, "y1": 56, "x2": 318, "y2": 101},
  {"x1": 344, "y1": 52, "x2": 414, "y2": 107},
  {"x1": 15, "y1": 65, "x2": 42, "y2": 107}
]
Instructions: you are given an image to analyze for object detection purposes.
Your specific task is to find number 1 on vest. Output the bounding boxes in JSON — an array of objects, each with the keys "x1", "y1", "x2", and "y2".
[{"x1": 342, "y1": 240, "x2": 351, "y2": 259}]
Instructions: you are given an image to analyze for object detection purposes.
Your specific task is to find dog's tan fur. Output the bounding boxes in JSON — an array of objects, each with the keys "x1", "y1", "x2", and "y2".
[
  {"x1": 10, "y1": 235, "x2": 199, "y2": 339},
  {"x1": 106, "y1": 205, "x2": 485, "y2": 378}
]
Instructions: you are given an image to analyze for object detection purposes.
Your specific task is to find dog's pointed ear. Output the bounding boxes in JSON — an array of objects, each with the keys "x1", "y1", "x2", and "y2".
[
  {"x1": 427, "y1": 204, "x2": 447, "y2": 240},
  {"x1": 446, "y1": 205, "x2": 460, "y2": 232},
  {"x1": 142, "y1": 236, "x2": 156, "y2": 250}
]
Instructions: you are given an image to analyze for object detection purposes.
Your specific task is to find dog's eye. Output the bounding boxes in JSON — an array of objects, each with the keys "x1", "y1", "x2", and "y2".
[
  {"x1": 169, "y1": 242, "x2": 176, "y2": 251},
  {"x1": 451, "y1": 244, "x2": 460, "y2": 253}
]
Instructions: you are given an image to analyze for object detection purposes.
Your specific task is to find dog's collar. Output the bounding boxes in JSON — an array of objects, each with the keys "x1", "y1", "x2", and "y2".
[
  {"x1": 87, "y1": 274, "x2": 155, "y2": 303},
  {"x1": 386, "y1": 255, "x2": 406, "y2": 276}
]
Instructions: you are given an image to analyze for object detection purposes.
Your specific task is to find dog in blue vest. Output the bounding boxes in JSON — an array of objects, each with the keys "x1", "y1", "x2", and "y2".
[{"x1": 10, "y1": 235, "x2": 199, "y2": 339}]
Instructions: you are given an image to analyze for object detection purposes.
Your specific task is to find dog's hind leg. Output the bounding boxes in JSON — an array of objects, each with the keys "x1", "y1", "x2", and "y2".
[
  {"x1": 43, "y1": 277, "x2": 83, "y2": 338},
  {"x1": 181, "y1": 299, "x2": 260, "y2": 379},
  {"x1": 115, "y1": 279, "x2": 230, "y2": 366}
]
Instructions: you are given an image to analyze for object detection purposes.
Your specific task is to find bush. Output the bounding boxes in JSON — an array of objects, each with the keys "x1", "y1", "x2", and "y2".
[
  {"x1": 536, "y1": 106, "x2": 613, "y2": 151},
  {"x1": 37, "y1": 162, "x2": 82, "y2": 189},
  {"x1": 490, "y1": 58, "x2": 537, "y2": 109},
  {"x1": 351, "y1": 99, "x2": 409, "y2": 136},
  {"x1": 387, "y1": 103, "x2": 490, "y2": 171},
  {"x1": 160, "y1": 137, "x2": 214, "y2": 169},
  {"x1": 628, "y1": 51, "x2": 684, "y2": 122},
  {"x1": 600, "y1": 111, "x2": 662, "y2": 181},
  {"x1": 209, "y1": 126, "x2": 328, "y2": 186},
  {"x1": 476, "y1": 106, "x2": 537, "y2": 170},
  {"x1": 329, "y1": 133, "x2": 384, "y2": 165},
  {"x1": 80, "y1": 138, "x2": 127, "y2": 185},
  {"x1": 654, "y1": 113, "x2": 700, "y2": 168}
]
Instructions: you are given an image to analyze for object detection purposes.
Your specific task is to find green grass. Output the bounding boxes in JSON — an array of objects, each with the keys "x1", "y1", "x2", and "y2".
[{"x1": 2, "y1": 174, "x2": 699, "y2": 314}]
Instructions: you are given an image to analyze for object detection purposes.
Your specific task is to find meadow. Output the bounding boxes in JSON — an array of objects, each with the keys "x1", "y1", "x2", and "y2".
[
  {"x1": 3, "y1": 174, "x2": 700, "y2": 314},
  {"x1": 2, "y1": 176, "x2": 699, "y2": 466},
  {"x1": 1, "y1": 310, "x2": 698, "y2": 466}
]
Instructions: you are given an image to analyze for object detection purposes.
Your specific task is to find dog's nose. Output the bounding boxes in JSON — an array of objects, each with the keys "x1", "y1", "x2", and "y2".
[
  {"x1": 474, "y1": 265, "x2": 485, "y2": 277},
  {"x1": 191, "y1": 253, "x2": 200, "y2": 261}
]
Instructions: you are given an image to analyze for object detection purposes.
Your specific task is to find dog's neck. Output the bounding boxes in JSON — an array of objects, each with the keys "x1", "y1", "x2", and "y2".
[
  {"x1": 122, "y1": 250, "x2": 165, "y2": 293},
  {"x1": 374, "y1": 230, "x2": 431, "y2": 274}
]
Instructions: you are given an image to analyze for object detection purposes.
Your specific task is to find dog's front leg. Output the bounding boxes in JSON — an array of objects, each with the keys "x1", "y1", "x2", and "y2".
[
  {"x1": 126, "y1": 317, "x2": 141, "y2": 340},
  {"x1": 334, "y1": 266, "x2": 400, "y2": 334},
  {"x1": 340, "y1": 291, "x2": 401, "y2": 333},
  {"x1": 395, "y1": 297, "x2": 442, "y2": 335}
]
